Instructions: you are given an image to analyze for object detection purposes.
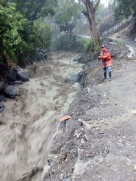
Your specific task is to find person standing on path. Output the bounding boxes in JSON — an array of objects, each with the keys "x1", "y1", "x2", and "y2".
[{"x1": 98, "y1": 45, "x2": 112, "y2": 81}]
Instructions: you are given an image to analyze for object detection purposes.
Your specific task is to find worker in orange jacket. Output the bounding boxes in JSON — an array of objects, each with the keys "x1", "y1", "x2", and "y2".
[{"x1": 98, "y1": 45, "x2": 112, "y2": 80}]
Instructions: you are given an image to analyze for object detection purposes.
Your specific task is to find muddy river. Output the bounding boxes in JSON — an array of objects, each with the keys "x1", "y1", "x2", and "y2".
[{"x1": 0, "y1": 52, "x2": 83, "y2": 181}]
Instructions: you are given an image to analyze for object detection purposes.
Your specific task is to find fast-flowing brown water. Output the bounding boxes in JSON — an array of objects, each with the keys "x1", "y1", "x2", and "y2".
[{"x1": 0, "y1": 52, "x2": 83, "y2": 181}]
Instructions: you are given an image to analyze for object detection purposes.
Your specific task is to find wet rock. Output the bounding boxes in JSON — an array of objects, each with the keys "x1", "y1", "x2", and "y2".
[
  {"x1": 4, "y1": 85, "x2": 18, "y2": 98},
  {"x1": 58, "y1": 121, "x2": 66, "y2": 130},
  {"x1": 66, "y1": 71, "x2": 83, "y2": 83},
  {"x1": 0, "y1": 102, "x2": 5, "y2": 112},
  {"x1": 14, "y1": 67, "x2": 29, "y2": 82},
  {"x1": 34, "y1": 48, "x2": 48, "y2": 62},
  {"x1": 6, "y1": 69, "x2": 17, "y2": 81},
  {"x1": 10, "y1": 80, "x2": 23, "y2": 85},
  {"x1": 73, "y1": 55, "x2": 85, "y2": 63},
  {"x1": 73, "y1": 55, "x2": 88, "y2": 63},
  {"x1": 72, "y1": 82, "x2": 81, "y2": 91}
]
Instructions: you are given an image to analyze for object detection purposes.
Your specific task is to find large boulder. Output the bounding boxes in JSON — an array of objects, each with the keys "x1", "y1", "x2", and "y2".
[{"x1": 4, "y1": 85, "x2": 18, "y2": 98}]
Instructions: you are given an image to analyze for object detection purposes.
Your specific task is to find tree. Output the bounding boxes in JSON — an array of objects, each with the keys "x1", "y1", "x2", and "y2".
[
  {"x1": 0, "y1": 0, "x2": 55, "y2": 65},
  {"x1": 80, "y1": 0, "x2": 100, "y2": 44},
  {"x1": 52, "y1": 0, "x2": 81, "y2": 50},
  {"x1": 0, "y1": 2, "x2": 28, "y2": 63},
  {"x1": 13, "y1": 0, "x2": 56, "y2": 21},
  {"x1": 34, "y1": 20, "x2": 51, "y2": 50},
  {"x1": 114, "y1": 0, "x2": 136, "y2": 20},
  {"x1": 55, "y1": 0, "x2": 80, "y2": 33}
]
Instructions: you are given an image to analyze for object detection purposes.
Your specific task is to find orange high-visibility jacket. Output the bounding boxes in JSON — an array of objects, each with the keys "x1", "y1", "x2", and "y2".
[
  {"x1": 98, "y1": 47, "x2": 107, "y2": 61},
  {"x1": 98, "y1": 51, "x2": 112, "y2": 68}
]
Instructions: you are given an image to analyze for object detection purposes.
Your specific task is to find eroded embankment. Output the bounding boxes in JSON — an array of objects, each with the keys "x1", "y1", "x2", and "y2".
[
  {"x1": 0, "y1": 51, "x2": 83, "y2": 181},
  {"x1": 42, "y1": 41, "x2": 136, "y2": 181}
]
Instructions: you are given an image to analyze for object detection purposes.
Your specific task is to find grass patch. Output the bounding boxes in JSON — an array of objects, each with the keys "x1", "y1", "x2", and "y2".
[{"x1": 115, "y1": 40, "x2": 124, "y2": 46}]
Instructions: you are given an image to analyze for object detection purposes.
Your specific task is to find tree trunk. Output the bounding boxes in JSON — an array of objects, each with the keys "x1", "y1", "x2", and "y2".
[
  {"x1": 90, "y1": 10, "x2": 99, "y2": 44},
  {"x1": 82, "y1": 0, "x2": 100, "y2": 45}
]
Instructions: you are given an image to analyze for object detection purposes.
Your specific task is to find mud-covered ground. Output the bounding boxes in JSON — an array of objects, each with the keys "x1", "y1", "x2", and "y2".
[{"x1": 42, "y1": 39, "x2": 136, "y2": 181}]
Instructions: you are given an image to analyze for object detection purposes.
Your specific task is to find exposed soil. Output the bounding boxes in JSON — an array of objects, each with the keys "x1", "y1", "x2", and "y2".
[{"x1": 42, "y1": 38, "x2": 136, "y2": 181}]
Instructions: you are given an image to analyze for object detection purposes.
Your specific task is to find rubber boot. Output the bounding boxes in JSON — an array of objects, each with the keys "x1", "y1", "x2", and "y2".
[
  {"x1": 109, "y1": 72, "x2": 112, "y2": 81},
  {"x1": 104, "y1": 72, "x2": 107, "y2": 79}
]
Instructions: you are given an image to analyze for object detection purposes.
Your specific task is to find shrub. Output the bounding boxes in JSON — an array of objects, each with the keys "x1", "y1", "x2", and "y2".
[{"x1": 77, "y1": 38, "x2": 99, "y2": 53}]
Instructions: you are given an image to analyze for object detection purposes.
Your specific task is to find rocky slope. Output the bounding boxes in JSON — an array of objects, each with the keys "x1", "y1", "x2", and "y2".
[{"x1": 42, "y1": 39, "x2": 136, "y2": 181}]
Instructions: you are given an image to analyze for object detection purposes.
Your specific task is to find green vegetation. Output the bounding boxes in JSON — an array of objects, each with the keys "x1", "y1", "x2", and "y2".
[
  {"x1": 34, "y1": 21, "x2": 51, "y2": 50},
  {"x1": 78, "y1": 38, "x2": 95, "y2": 53},
  {"x1": 0, "y1": 0, "x2": 55, "y2": 65},
  {"x1": 2, "y1": 0, "x2": 135, "y2": 66},
  {"x1": 55, "y1": 1, "x2": 81, "y2": 25},
  {"x1": 115, "y1": 40, "x2": 124, "y2": 46},
  {"x1": 114, "y1": 0, "x2": 136, "y2": 20}
]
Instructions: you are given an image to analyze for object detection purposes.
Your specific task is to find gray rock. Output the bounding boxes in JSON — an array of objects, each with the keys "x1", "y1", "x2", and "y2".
[
  {"x1": 72, "y1": 82, "x2": 81, "y2": 91},
  {"x1": 67, "y1": 71, "x2": 83, "y2": 83},
  {"x1": 4, "y1": 85, "x2": 18, "y2": 98},
  {"x1": 73, "y1": 55, "x2": 87, "y2": 63},
  {"x1": 11, "y1": 80, "x2": 23, "y2": 85},
  {"x1": 13, "y1": 67, "x2": 29, "y2": 82},
  {"x1": 16, "y1": 69, "x2": 29, "y2": 82}
]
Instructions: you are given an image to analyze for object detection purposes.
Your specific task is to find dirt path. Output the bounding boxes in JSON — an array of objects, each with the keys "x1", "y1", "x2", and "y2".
[
  {"x1": 0, "y1": 52, "x2": 83, "y2": 181},
  {"x1": 42, "y1": 40, "x2": 136, "y2": 181}
]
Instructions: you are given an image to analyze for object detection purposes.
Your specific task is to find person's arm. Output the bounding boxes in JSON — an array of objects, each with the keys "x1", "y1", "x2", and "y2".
[
  {"x1": 98, "y1": 54, "x2": 103, "y2": 60},
  {"x1": 102, "y1": 53, "x2": 108, "y2": 59}
]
